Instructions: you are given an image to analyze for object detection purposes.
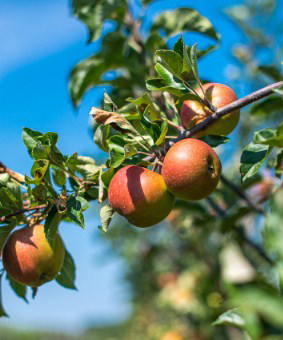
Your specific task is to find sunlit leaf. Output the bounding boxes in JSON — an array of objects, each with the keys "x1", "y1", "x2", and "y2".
[
  {"x1": 6, "y1": 274, "x2": 28, "y2": 303},
  {"x1": 99, "y1": 205, "x2": 115, "y2": 233},
  {"x1": 66, "y1": 196, "x2": 89, "y2": 228},
  {"x1": 151, "y1": 8, "x2": 220, "y2": 42},
  {"x1": 213, "y1": 309, "x2": 245, "y2": 329},
  {"x1": 56, "y1": 249, "x2": 77, "y2": 290}
]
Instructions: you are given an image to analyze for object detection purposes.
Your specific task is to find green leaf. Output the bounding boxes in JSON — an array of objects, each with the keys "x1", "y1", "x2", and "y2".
[
  {"x1": 154, "y1": 63, "x2": 186, "y2": 91},
  {"x1": 275, "y1": 149, "x2": 283, "y2": 178},
  {"x1": 56, "y1": 249, "x2": 77, "y2": 290},
  {"x1": 67, "y1": 154, "x2": 100, "y2": 180},
  {"x1": 230, "y1": 287, "x2": 283, "y2": 331},
  {"x1": 253, "y1": 125, "x2": 283, "y2": 147},
  {"x1": 213, "y1": 309, "x2": 245, "y2": 329},
  {"x1": 44, "y1": 205, "x2": 62, "y2": 246},
  {"x1": 6, "y1": 274, "x2": 28, "y2": 303},
  {"x1": 103, "y1": 91, "x2": 118, "y2": 112},
  {"x1": 257, "y1": 65, "x2": 282, "y2": 82},
  {"x1": 199, "y1": 135, "x2": 229, "y2": 148},
  {"x1": 31, "y1": 159, "x2": 50, "y2": 184},
  {"x1": 52, "y1": 167, "x2": 66, "y2": 187},
  {"x1": 127, "y1": 93, "x2": 160, "y2": 121},
  {"x1": 0, "y1": 174, "x2": 10, "y2": 186},
  {"x1": 240, "y1": 142, "x2": 272, "y2": 182},
  {"x1": 22, "y1": 128, "x2": 43, "y2": 156},
  {"x1": 0, "y1": 272, "x2": 8, "y2": 317},
  {"x1": 0, "y1": 180, "x2": 23, "y2": 222},
  {"x1": 32, "y1": 141, "x2": 50, "y2": 160},
  {"x1": 66, "y1": 196, "x2": 89, "y2": 228},
  {"x1": 250, "y1": 96, "x2": 283, "y2": 116},
  {"x1": 146, "y1": 78, "x2": 184, "y2": 96},
  {"x1": 155, "y1": 50, "x2": 183, "y2": 79},
  {"x1": 85, "y1": 187, "x2": 99, "y2": 200},
  {"x1": 189, "y1": 43, "x2": 201, "y2": 85},
  {"x1": 273, "y1": 86, "x2": 283, "y2": 97},
  {"x1": 155, "y1": 121, "x2": 168, "y2": 146},
  {"x1": 151, "y1": 8, "x2": 220, "y2": 42},
  {"x1": 0, "y1": 224, "x2": 16, "y2": 252},
  {"x1": 173, "y1": 36, "x2": 191, "y2": 79},
  {"x1": 72, "y1": 0, "x2": 126, "y2": 43},
  {"x1": 101, "y1": 167, "x2": 115, "y2": 188},
  {"x1": 93, "y1": 125, "x2": 110, "y2": 152},
  {"x1": 99, "y1": 205, "x2": 115, "y2": 233},
  {"x1": 107, "y1": 136, "x2": 137, "y2": 168},
  {"x1": 32, "y1": 184, "x2": 47, "y2": 202},
  {"x1": 140, "y1": 113, "x2": 161, "y2": 145},
  {"x1": 69, "y1": 32, "x2": 126, "y2": 107}
]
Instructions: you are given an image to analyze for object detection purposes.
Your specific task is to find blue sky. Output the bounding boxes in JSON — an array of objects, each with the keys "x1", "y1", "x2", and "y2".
[{"x1": 0, "y1": 0, "x2": 279, "y2": 333}]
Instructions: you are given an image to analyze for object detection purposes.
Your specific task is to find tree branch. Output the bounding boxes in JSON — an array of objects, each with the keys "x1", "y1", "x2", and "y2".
[
  {"x1": 172, "y1": 81, "x2": 283, "y2": 145},
  {"x1": 220, "y1": 174, "x2": 265, "y2": 215},
  {"x1": 206, "y1": 196, "x2": 273, "y2": 265},
  {"x1": 144, "y1": 81, "x2": 283, "y2": 160},
  {"x1": 0, "y1": 162, "x2": 25, "y2": 183},
  {"x1": 0, "y1": 204, "x2": 47, "y2": 223}
]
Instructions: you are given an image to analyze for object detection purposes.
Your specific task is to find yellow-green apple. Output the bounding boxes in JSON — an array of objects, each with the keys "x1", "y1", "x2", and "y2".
[
  {"x1": 108, "y1": 165, "x2": 175, "y2": 227},
  {"x1": 2, "y1": 224, "x2": 65, "y2": 287},
  {"x1": 162, "y1": 139, "x2": 222, "y2": 200},
  {"x1": 181, "y1": 83, "x2": 240, "y2": 137}
]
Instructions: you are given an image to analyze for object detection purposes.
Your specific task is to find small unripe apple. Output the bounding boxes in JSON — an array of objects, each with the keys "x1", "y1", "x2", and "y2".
[
  {"x1": 108, "y1": 165, "x2": 175, "y2": 227},
  {"x1": 181, "y1": 83, "x2": 240, "y2": 137},
  {"x1": 2, "y1": 224, "x2": 65, "y2": 287},
  {"x1": 162, "y1": 139, "x2": 221, "y2": 201}
]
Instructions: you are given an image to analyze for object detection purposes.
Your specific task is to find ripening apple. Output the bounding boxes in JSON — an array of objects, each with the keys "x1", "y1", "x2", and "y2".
[
  {"x1": 2, "y1": 224, "x2": 65, "y2": 287},
  {"x1": 108, "y1": 165, "x2": 175, "y2": 227},
  {"x1": 161, "y1": 138, "x2": 222, "y2": 201},
  {"x1": 180, "y1": 83, "x2": 240, "y2": 137}
]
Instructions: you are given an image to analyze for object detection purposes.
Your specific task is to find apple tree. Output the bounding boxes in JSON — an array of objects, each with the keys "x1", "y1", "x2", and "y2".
[{"x1": 1, "y1": 0, "x2": 283, "y2": 338}]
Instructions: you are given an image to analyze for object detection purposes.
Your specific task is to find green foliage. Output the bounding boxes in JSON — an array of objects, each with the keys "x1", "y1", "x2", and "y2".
[
  {"x1": 6, "y1": 274, "x2": 28, "y2": 303},
  {"x1": 240, "y1": 123, "x2": 283, "y2": 181},
  {"x1": 151, "y1": 8, "x2": 220, "y2": 42},
  {"x1": 99, "y1": 205, "x2": 115, "y2": 233},
  {"x1": 56, "y1": 249, "x2": 77, "y2": 290},
  {"x1": 2, "y1": 1, "x2": 283, "y2": 338},
  {"x1": 66, "y1": 196, "x2": 89, "y2": 228},
  {"x1": 72, "y1": 0, "x2": 126, "y2": 43},
  {"x1": 213, "y1": 309, "x2": 245, "y2": 329}
]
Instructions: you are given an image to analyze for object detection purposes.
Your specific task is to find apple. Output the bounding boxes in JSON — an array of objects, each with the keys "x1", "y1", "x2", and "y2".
[
  {"x1": 2, "y1": 224, "x2": 65, "y2": 287},
  {"x1": 108, "y1": 165, "x2": 175, "y2": 227},
  {"x1": 161, "y1": 138, "x2": 222, "y2": 200},
  {"x1": 180, "y1": 83, "x2": 240, "y2": 136}
]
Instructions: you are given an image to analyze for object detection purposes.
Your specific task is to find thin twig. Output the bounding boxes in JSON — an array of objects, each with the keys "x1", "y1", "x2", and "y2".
[
  {"x1": 206, "y1": 196, "x2": 273, "y2": 264},
  {"x1": 173, "y1": 81, "x2": 283, "y2": 145},
  {"x1": 220, "y1": 174, "x2": 265, "y2": 215},
  {"x1": 0, "y1": 204, "x2": 47, "y2": 223},
  {"x1": 144, "y1": 81, "x2": 283, "y2": 162},
  {"x1": 0, "y1": 162, "x2": 25, "y2": 183},
  {"x1": 167, "y1": 120, "x2": 184, "y2": 132}
]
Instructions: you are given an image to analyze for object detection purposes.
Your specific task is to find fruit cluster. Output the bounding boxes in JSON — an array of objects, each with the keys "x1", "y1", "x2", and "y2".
[
  {"x1": 108, "y1": 138, "x2": 222, "y2": 227},
  {"x1": 108, "y1": 83, "x2": 239, "y2": 228},
  {"x1": 1, "y1": 83, "x2": 239, "y2": 288}
]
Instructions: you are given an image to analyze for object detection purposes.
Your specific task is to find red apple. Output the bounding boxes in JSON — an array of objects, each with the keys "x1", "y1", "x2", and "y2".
[
  {"x1": 162, "y1": 139, "x2": 222, "y2": 200},
  {"x1": 2, "y1": 224, "x2": 65, "y2": 287},
  {"x1": 181, "y1": 83, "x2": 240, "y2": 137},
  {"x1": 108, "y1": 165, "x2": 175, "y2": 227}
]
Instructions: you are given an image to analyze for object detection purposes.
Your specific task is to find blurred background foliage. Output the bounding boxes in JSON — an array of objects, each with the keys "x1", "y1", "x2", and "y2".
[
  {"x1": 1, "y1": 0, "x2": 283, "y2": 339},
  {"x1": 69, "y1": 0, "x2": 283, "y2": 338}
]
